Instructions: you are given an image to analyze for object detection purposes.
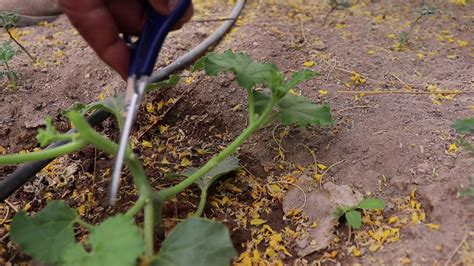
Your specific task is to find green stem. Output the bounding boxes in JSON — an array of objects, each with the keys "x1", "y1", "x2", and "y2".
[
  {"x1": 76, "y1": 218, "x2": 94, "y2": 230},
  {"x1": 67, "y1": 111, "x2": 153, "y2": 196},
  {"x1": 246, "y1": 87, "x2": 256, "y2": 124},
  {"x1": 194, "y1": 189, "x2": 208, "y2": 217},
  {"x1": 0, "y1": 140, "x2": 86, "y2": 164},
  {"x1": 159, "y1": 97, "x2": 277, "y2": 201},
  {"x1": 125, "y1": 196, "x2": 147, "y2": 218},
  {"x1": 144, "y1": 200, "x2": 154, "y2": 258}
]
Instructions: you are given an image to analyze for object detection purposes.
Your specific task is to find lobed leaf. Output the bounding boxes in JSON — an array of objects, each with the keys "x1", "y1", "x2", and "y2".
[
  {"x1": 35, "y1": 116, "x2": 78, "y2": 147},
  {"x1": 62, "y1": 215, "x2": 144, "y2": 266},
  {"x1": 279, "y1": 70, "x2": 320, "y2": 95},
  {"x1": 193, "y1": 155, "x2": 240, "y2": 191},
  {"x1": 193, "y1": 50, "x2": 279, "y2": 90},
  {"x1": 10, "y1": 201, "x2": 77, "y2": 264},
  {"x1": 345, "y1": 210, "x2": 362, "y2": 229},
  {"x1": 146, "y1": 74, "x2": 180, "y2": 91},
  {"x1": 277, "y1": 94, "x2": 333, "y2": 127},
  {"x1": 0, "y1": 41, "x2": 14, "y2": 64},
  {"x1": 453, "y1": 118, "x2": 474, "y2": 134},
  {"x1": 153, "y1": 217, "x2": 237, "y2": 266},
  {"x1": 357, "y1": 198, "x2": 385, "y2": 210}
]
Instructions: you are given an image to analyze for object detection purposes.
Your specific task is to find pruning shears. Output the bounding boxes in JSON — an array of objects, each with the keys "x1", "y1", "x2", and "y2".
[{"x1": 110, "y1": 0, "x2": 191, "y2": 205}]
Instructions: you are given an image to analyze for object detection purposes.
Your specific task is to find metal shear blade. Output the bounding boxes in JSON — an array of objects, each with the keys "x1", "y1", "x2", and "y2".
[{"x1": 108, "y1": 0, "x2": 191, "y2": 205}]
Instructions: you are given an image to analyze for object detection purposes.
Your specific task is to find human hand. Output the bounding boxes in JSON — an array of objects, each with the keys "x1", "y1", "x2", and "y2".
[{"x1": 59, "y1": 0, "x2": 193, "y2": 79}]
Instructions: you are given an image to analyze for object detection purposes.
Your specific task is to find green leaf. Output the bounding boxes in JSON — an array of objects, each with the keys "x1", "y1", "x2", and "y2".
[
  {"x1": 36, "y1": 116, "x2": 68, "y2": 147},
  {"x1": 74, "y1": 96, "x2": 126, "y2": 130},
  {"x1": 0, "y1": 11, "x2": 20, "y2": 29},
  {"x1": 62, "y1": 215, "x2": 144, "y2": 266},
  {"x1": 10, "y1": 201, "x2": 77, "y2": 264},
  {"x1": 193, "y1": 50, "x2": 279, "y2": 89},
  {"x1": 0, "y1": 41, "x2": 14, "y2": 64},
  {"x1": 280, "y1": 70, "x2": 320, "y2": 95},
  {"x1": 277, "y1": 94, "x2": 333, "y2": 127},
  {"x1": 357, "y1": 198, "x2": 385, "y2": 210},
  {"x1": 252, "y1": 90, "x2": 272, "y2": 116},
  {"x1": 194, "y1": 156, "x2": 240, "y2": 191},
  {"x1": 333, "y1": 207, "x2": 346, "y2": 219},
  {"x1": 153, "y1": 217, "x2": 237, "y2": 266},
  {"x1": 146, "y1": 74, "x2": 180, "y2": 91},
  {"x1": 345, "y1": 210, "x2": 362, "y2": 229},
  {"x1": 453, "y1": 118, "x2": 474, "y2": 134}
]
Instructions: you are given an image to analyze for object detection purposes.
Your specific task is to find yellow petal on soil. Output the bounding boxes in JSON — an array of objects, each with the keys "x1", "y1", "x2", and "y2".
[
  {"x1": 369, "y1": 243, "x2": 381, "y2": 252},
  {"x1": 23, "y1": 202, "x2": 31, "y2": 211},
  {"x1": 236, "y1": 251, "x2": 252, "y2": 266},
  {"x1": 319, "y1": 89, "x2": 328, "y2": 96},
  {"x1": 303, "y1": 60, "x2": 316, "y2": 67},
  {"x1": 225, "y1": 183, "x2": 243, "y2": 193},
  {"x1": 314, "y1": 173, "x2": 323, "y2": 182},
  {"x1": 157, "y1": 101, "x2": 165, "y2": 110},
  {"x1": 159, "y1": 125, "x2": 169, "y2": 133},
  {"x1": 317, "y1": 163, "x2": 328, "y2": 170},
  {"x1": 77, "y1": 205, "x2": 86, "y2": 215},
  {"x1": 251, "y1": 249, "x2": 261, "y2": 262},
  {"x1": 146, "y1": 103, "x2": 156, "y2": 113},
  {"x1": 265, "y1": 247, "x2": 276, "y2": 257},
  {"x1": 353, "y1": 247, "x2": 362, "y2": 257},
  {"x1": 180, "y1": 158, "x2": 192, "y2": 167},
  {"x1": 388, "y1": 216, "x2": 399, "y2": 224},
  {"x1": 250, "y1": 218, "x2": 267, "y2": 226},
  {"x1": 417, "y1": 52, "x2": 425, "y2": 60},
  {"x1": 425, "y1": 223, "x2": 441, "y2": 230},
  {"x1": 165, "y1": 98, "x2": 175, "y2": 105},
  {"x1": 447, "y1": 143, "x2": 458, "y2": 153},
  {"x1": 457, "y1": 40, "x2": 469, "y2": 47},
  {"x1": 141, "y1": 140, "x2": 153, "y2": 148},
  {"x1": 270, "y1": 233, "x2": 283, "y2": 242}
]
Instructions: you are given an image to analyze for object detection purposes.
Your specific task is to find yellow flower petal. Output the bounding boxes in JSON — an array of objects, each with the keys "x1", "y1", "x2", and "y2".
[
  {"x1": 250, "y1": 218, "x2": 267, "y2": 226},
  {"x1": 303, "y1": 61, "x2": 316, "y2": 67}
]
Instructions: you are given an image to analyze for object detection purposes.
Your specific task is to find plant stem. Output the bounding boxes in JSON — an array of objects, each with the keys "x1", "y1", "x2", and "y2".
[
  {"x1": 0, "y1": 140, "x2": 86, "y2": 164},
  {"x1": 159, "y1": 97, "x2": 278, "y2": 201},
  {"x1": 246, "y1": 88, "x2": 256, "y2": 124},
  {"x1": 6, "y1": 29, "x2": 36, "y2": 62},
  {"x1": 76, "y1": 218, "x2": 94, "y2": 230},
  {"x1": 194, "y1": 189, "x2": 208, "y2": 217},
  {"x1": 67, "y1": 111, "x2": 154, "y2": 196},
  {"x1": 144, "y1": 200, "x2": 154, "y2": 258},
  {"x1": 126, "y1": 196, "x2": 147, "y2": 218}
]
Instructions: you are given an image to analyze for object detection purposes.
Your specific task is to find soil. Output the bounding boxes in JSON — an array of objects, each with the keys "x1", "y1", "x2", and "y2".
[{"x1": 1, "y1": 0, "x2": 473, "y2": 265}]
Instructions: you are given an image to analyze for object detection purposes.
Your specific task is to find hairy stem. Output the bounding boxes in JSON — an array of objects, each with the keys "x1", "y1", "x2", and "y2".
[
  {"x1": 246, "y1": 88, "x2": 256, "y2": 124},
  {"x1": 144, "y1": 201, "x2": 154, "y2": 257},
  {"x1": 0, "y1": 140, "x2": 86, "y2": 164},
  {"x1": 76, "y1": 218, "x2": 94, "y2": 230},
  {"x1": 194, "y1": 189, "x2": 208, "y2": 217},
  {"x1": 66, "y1": 111, "x2": 153, "y2": 196},
  {"x1": 158, "y1": 97, "x2": 277, "y2": 201},
  {"x1": 125, "y1": 196, "x2": 147, "y2": 218}
]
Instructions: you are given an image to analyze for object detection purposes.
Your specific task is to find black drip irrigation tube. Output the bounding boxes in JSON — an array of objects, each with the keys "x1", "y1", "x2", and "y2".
[{"x1": 0, "y1": 0, "x2": 246, "y2": 201}]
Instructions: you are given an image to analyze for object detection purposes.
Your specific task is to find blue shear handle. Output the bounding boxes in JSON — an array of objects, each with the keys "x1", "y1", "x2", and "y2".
[{"x1": 128, "y1": 0, "x2": 191, "y2": 77}]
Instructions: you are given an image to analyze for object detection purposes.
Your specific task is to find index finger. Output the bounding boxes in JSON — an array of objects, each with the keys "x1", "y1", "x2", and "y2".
[{"x1": 59, "y1": 0, "x2": 131, "y2": 78}]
